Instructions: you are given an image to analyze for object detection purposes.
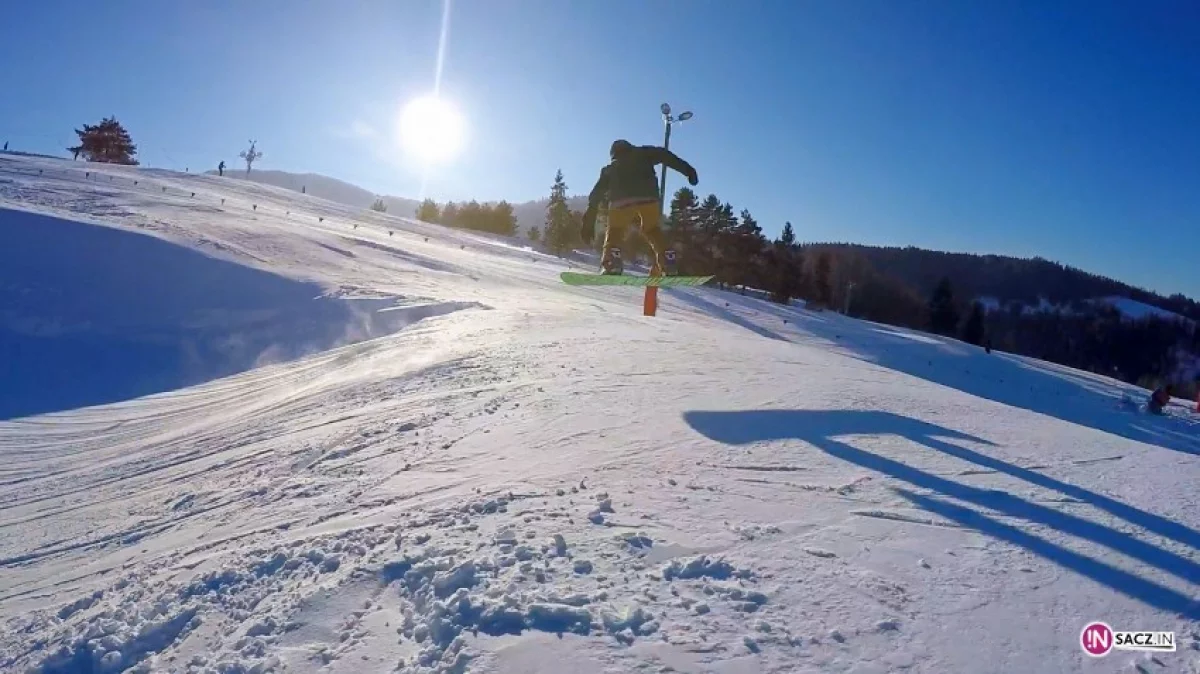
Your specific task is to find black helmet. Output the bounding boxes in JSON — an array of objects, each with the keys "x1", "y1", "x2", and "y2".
[{"x1": 610, "y1": 139, "x2": 633, "y2": 159}]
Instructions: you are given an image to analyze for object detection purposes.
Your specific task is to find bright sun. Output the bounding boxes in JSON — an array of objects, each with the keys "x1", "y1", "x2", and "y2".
[{"x1": 397, "y1": 95, "x2": 466, "y2": 165}]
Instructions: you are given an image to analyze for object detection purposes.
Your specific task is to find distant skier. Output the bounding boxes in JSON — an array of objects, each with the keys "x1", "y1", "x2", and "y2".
[
  {"x1": 580, "y1": 139, "x2": 698, "y2": 276},
  {"x1": 1148, "y1": 383, "x2": 1173, "y2": 415},
  {"x1": 218, "y1": 160, "x2": 225, "y2": 177}
]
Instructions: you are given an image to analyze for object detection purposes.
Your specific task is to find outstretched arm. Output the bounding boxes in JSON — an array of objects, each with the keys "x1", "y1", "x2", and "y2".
[{"x1": 647, "y1": 146, "x2": 698, "y2": 185}]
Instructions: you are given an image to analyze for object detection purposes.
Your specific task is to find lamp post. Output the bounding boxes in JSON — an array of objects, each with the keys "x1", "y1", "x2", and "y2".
[
  {"x1": 644, "y1": 103, "x2": 693, "y2": 317},
  {"x1": 657, "y1": 103, "x2": 693, "y2": 213}
]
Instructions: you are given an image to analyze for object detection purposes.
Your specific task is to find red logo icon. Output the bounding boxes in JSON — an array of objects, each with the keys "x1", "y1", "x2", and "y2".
[{"x1": 1081, "y1": 621, "x2": 1114, "y2": 657}]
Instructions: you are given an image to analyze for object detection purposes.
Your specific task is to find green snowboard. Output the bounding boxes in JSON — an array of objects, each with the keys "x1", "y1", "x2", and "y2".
[{"x1": 560, "y1": 271, "x2": 713, "y2": 287}]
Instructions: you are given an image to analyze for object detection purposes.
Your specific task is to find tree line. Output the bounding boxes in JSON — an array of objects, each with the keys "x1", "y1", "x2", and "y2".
[
  {"x1": 414, "y1": 198, "x2": 518, "y2": 237},
  {"x1": 530, "y1": 166, "x2": 1198, "y2": 392}
]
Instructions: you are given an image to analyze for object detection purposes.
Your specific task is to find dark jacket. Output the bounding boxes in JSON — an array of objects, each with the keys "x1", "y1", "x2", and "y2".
[{"x1": 583, "y1": 144, "x2": 697, "y2": 228}]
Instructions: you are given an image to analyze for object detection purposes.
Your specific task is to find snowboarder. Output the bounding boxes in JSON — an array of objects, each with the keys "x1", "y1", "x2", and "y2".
[
  {"x1": 580, "y1": 139, "x2": 698, "y2": 276},
  {"x1": 218, "y1": 160, "x2": 225, "y2": 177},
  {"x1": 1148, "y1": 383, "x2": 1173, "y2": 415}
]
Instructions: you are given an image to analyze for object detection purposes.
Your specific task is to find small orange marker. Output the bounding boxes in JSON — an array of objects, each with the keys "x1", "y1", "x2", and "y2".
[{"x1": 644, "y1": 263, "x2": 662, "y2": 317}]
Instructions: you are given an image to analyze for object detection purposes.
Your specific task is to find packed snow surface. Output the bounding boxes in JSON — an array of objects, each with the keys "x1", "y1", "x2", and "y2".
[{"x1": 1, "y1": 154, "x2": 1198, "y2": 674}]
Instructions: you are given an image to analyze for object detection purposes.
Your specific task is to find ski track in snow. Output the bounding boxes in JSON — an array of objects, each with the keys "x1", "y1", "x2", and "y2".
[{"x1": 1, "y1": 154, "x2": 1199, "y2": 673}]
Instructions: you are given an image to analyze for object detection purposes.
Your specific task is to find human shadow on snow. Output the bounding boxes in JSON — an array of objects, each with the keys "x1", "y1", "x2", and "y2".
[
  {"x1": 684, "y1": 409, "x2": 1200, "y2": 618},
  {"x1": 683, "y1": 290, "x2": 1200, "y2": 457}
]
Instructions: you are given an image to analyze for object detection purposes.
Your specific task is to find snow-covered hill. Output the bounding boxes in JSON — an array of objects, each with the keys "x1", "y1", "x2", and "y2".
[
  {"x1": 2, "y1": 154, "x2": 1198, "y2": 674},
  {"x1": 203, "y1": 169, "x2": 423, "y2": 219},
  {"x1": 1092, "y1": 296, "x2": 1194, "y2": 325},
  {"x1": 207, "y1": 167, "x2": 589, "y2": 237},
  {"x1": 977, "y1": 294, "x2": 1194, "y2": 325}
]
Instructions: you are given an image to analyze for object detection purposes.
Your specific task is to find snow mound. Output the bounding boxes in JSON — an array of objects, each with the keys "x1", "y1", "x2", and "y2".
[{"x1": 0, "y1": 207, "x2": 486, "y2": 419}]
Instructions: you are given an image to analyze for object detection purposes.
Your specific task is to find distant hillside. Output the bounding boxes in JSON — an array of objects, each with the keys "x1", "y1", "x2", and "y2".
[
  {"x1": 207, "y1": 169, "x2": 587, "y2": 236},
  {"x1": 205, "y1": 169, "x2": 421, "y2": 216},
  {"x1": 803, "y1": 243, "x2": 1200, "y2": 323},
  {"x1": 510, "y1": 196, "x2": 590, "y2": 236},
  {"x1": 1, "y1": 149, "x2": 66, "y2": 161}
]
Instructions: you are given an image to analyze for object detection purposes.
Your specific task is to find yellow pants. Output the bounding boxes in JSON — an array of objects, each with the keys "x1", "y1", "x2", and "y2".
[{"x1": 603, "y1": 200, "x2": 668, "y2": 270}]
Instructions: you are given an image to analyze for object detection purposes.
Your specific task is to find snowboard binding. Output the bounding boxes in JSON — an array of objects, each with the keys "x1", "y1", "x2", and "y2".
[
  {"x1": 661, "y1": 249, "x2": 679, "y2": 276},
  {"x1": 601, "y1": 247, "x2": 624, "y2": 275}
]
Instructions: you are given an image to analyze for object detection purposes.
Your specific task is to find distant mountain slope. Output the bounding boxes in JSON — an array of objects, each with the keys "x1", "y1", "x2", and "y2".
[
  {"x1": 510, "y1": 196, "x2": 590, "y2": 236},
  {"x1": 1092, "y1": 296, "x2": 1193, "y2": 324},
  {"x1": 804, "y1": 243, "x2": 1200, "y2": 322},
  {"x1": 205, "y1": 169, "x2": 422, "y2": 215},
  {"x1": 207, "y1": 169, "x2": 588, "y2": 235}
]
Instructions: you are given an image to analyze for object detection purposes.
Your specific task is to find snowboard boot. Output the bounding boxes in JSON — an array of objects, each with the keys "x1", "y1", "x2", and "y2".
[
  {"x1": 650, "y1": 249, "x2": 680, "y2": 277},
  {"x1": 662, "y1": 249, "x2": 680, "y2": 276},
  {"x1": 600, "y1": 247, "x2": 624, "y2": 275}
]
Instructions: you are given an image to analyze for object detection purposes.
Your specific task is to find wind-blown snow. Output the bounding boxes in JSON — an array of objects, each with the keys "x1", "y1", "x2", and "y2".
[{"x1": 1, "y1": 154, "x2": 1198, "y2": 674}]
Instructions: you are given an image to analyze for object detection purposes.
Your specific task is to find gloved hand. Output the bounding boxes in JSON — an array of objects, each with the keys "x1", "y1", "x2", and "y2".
[{"x1": 687, "y1": 169, "x2": 699, "y2": 186}]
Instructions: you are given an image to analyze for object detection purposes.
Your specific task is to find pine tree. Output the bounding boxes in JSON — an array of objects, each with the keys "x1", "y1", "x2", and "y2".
[
  {"x1": 728, "y1": 209, "x2": 766, "y2": 288},
  {"x1": 666, "y1": 188, "x2": 699, "y2": 233},
  {"x1": 544, "y1": 169, "x2": 574, "y2": 255},
  {"x1": 370, "y1": 198, "x2": 388, "y2": 213},
  {"x1": 766, "y1": 238, "x2": 802, "y2": 304},
  {"x1": 692, "y1": 194, "x2": 725, "y2": 276},
  {"x1": 68, "y1": 116, "x2": 138, "y2": 164},
  {"x1": 528, "y1": 226, "x2": 541, "y2": 242},
  {"x1": 813, "y1": 251, "x2": 833, "y2": 307},
  {"x1": 929, "y1": 276, "x2": 960, "y2": 335},
  {"x1": 491, "y1": 200, "x2": 517, "y2": 236},
  {"x1": 779, "y1": 221, "x2": 796, "y2": 247},
  {"x1": 665, "y1": 188, "x2": 699, "y2": 248},
  {"x1": 661, "y1": 188, "x2": 699, "y2": 272},
  {"x1": 440, "y1": 202, "x2": 460, "y2": 227},
  {"x1": 415, "y1": 199, "x2": 440, "y2": 222},
  {"x1": 459, "y1": 200, "x2": 486, "y2": 231},
  {"x1": 962, "y1": 301, "x2": 986, "y2": 345}
]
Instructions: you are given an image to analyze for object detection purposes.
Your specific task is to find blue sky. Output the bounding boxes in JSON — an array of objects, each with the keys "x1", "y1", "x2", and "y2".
[{"x1": 3, "y1": 1, "x2": 1199, "y2": 297}]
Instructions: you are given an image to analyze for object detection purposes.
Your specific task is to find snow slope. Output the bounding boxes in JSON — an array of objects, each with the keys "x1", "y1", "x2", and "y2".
[
  {"x1": 206, "y1": 167, "x2": 589, "y2": 238},
  {"x1": 1091, "y1": 297, "x2": 1193, "y2": 325},
  {"x1": 978, "y1": 294, "x2": 1193, "y2": 326},
  {"x1": 1, "y1": 154, "x2": 1198, "y2": 674}
]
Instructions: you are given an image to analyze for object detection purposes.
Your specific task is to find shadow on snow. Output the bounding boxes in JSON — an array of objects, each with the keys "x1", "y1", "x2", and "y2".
[
  {"x1": 0, "y1": 208, "x2": 482, "y2": 420},
  {"x1": 677, "y1": 289, "x2": 1200, "y2": 457},
  {"x1": 684, "y1": 408, "x2": 1200, "y2": 619}
]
